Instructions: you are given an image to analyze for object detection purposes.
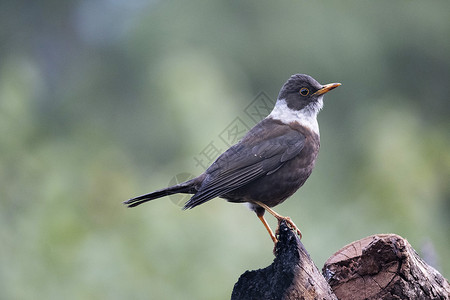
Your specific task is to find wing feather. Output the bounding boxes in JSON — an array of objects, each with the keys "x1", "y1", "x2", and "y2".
[{"x1": 183, "y1": 122, "x2": 306, "y2": 209}]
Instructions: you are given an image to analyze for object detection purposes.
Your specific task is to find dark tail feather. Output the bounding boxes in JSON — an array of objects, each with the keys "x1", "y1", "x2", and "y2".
[
  {"x1": 124, "y1": 179, "x2": 197, "y2": 208},
  {"x1": 182, "y1": 188, "x2": 223, "y2": 210}
]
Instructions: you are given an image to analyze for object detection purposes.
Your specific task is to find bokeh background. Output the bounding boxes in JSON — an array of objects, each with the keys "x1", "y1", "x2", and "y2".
[{"x1": 1, "y1": 1, "x2": 449, "y2": 299}]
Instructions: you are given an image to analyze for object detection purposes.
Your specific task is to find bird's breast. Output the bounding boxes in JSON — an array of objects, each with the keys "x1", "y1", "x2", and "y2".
[{"x1": 226, "y1": 124, "x2": 320, "y2": 207}]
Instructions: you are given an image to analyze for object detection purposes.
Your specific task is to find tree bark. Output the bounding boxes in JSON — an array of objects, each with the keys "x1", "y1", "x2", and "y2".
[
  {"x1": 231, "y1": 220, "x2": 338, "y2": 300},
  {"x1": 322, "y1": 234, "x2": 450, "y2": 300},
  {"x1": 232, "y1": 228, "x2": 450, "y2": 300}
]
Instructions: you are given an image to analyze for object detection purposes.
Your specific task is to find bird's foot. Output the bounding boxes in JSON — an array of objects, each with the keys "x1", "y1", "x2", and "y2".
[
  {"x1": 276, "y1": 216, "x2": 302, "y2": 239},
  {"x1": 254, "y1": 201, "x2": 303, "y2": 240}
]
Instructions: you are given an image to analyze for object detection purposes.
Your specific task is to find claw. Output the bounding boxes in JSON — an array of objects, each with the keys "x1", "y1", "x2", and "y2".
[
  {"x1": 279, "y1": 216, "x2": 302, "y2": 239},
  {"x1": 254, "y1": 201, "x2": 302, "y2": 240}
]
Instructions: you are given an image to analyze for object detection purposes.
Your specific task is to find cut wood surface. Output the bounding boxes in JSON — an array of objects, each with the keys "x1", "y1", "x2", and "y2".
[
  {"x1": 323, "y1": 234, "x2": 450, "y2": 300},
  {"x1": 232, "y1": 227, "x2": 450, "y2": 300}
]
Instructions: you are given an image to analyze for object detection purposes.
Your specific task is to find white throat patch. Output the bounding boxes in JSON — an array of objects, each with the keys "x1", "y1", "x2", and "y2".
[{"x1": 267, "y1": 98, "x2": 322, "y2": 135}]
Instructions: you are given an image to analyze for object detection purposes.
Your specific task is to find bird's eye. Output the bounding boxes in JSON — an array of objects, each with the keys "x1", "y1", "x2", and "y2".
[{"x1": 299, "y1": 88, "x2": 309, "y2": 96}]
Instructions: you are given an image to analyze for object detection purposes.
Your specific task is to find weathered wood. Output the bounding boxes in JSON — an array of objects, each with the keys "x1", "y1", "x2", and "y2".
[
  {"x1": 322, "y1": 234, "x2": 450, "y2": 300},
  {"x1": 231, "y1": 220, "x2": 337, "y2": 300}
]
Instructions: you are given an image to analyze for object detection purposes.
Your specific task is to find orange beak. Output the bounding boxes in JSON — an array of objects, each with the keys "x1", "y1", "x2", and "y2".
[{"x1": 313, "y1": 83, "x2": 341, "y2": 96}]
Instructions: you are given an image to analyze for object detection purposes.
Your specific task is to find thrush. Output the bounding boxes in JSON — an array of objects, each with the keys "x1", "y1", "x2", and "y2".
[{"x1": 124, "y1": 74, "x2": 341, "y2": 243}]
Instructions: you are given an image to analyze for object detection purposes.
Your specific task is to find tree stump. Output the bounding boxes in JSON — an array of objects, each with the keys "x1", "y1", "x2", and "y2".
[
  {"x1": 322, "y1": 234, "x2": 450, "y2": 300},
  {"x1": 231, "y1": 220, "x2": 337, "y2": 300},
  {"x1": 232, "y1": 228, "x2": 450, "y2": 300}
]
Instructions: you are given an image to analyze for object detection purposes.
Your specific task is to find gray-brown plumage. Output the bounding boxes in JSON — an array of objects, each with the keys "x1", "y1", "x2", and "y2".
[{"x1": 124, "y1": 74, "x2": 340, "y2": 242}]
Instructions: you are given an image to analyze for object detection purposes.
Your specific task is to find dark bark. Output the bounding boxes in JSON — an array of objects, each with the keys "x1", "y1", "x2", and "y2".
[
  {"x1": 231, "y1": 220, "x2": 337, "y2": 300},
  {"x1": 232, "y1": 229, "x2": 450, "y2": 300}
]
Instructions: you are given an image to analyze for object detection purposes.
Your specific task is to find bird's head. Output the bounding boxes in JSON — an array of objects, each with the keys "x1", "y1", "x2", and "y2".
[
  {"x1": 278, "y1": 74, "x2": 341, "y2": 115},
  {"x1": 269, "y1": 74, "x2": 341, "y2": 134}
]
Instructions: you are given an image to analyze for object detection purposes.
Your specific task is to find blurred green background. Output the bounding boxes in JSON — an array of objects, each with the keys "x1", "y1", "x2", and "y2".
[{"x1": 1, "y1": 1, "x2": 449, "y2": 299}]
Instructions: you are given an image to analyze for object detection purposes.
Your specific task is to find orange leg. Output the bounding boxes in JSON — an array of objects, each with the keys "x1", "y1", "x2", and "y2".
[
  {"x1": 254, "y1": 201, "x2": 302, "y2": 239},
  {"x1": 257, "y1": 214, "x2": 277, "y2": 243}
]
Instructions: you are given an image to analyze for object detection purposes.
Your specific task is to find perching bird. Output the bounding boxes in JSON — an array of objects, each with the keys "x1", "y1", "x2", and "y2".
[{"x1": 124, "y1": 74, "x2": 340, "y2": 243}]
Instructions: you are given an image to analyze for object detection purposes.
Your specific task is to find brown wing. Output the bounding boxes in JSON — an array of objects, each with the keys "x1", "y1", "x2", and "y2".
[{"x1": 183, "y1": 121, "x2": 305, "y2": 209}]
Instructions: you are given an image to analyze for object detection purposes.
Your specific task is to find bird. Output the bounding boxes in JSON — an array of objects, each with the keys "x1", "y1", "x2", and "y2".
[{"x1": 124, "y1": 74, "x2": 341, "y2": 243}]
